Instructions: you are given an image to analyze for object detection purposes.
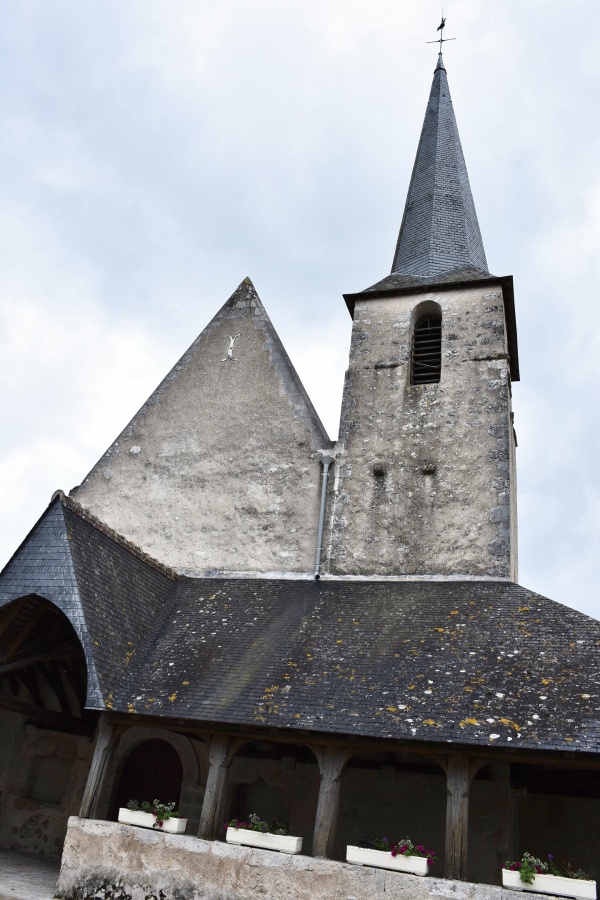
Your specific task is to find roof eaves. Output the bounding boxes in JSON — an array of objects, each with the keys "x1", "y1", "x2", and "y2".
[{"x1": 61, "y1": 494, "x2": 178, "y2": 581}]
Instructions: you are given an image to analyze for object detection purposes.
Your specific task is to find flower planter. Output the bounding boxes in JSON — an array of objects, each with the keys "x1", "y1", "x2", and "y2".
[
  {"x1": 118, "y1": 808, "x2": 187, "y2": 834},
  {"x1": 225, "y1": 826, "x2": 302, "y2": 854},
  {"x1": 346, "y1": 845, "x2": 429, "y2": 875},
  {"x1": 502, "y1": 869, "x2": 596, "y2": 900}
]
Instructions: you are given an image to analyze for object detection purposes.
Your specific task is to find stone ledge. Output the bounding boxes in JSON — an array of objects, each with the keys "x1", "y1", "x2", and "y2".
[{"x1": 55, "y1": 817, "x2": 564, "y2": 900}]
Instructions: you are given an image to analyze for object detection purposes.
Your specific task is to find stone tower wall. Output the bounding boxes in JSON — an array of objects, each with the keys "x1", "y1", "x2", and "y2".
[{"x1": 326, "y1": 282, "x2": 517, "y2": 580}]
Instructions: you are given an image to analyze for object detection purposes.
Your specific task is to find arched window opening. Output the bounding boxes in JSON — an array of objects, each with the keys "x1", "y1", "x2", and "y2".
[
  {"x1": 111, "y1": 739, "x2": 183, "y2": 820},
  {"x1": 411, "y1": 313, "x2": 442, "y2": 385}
]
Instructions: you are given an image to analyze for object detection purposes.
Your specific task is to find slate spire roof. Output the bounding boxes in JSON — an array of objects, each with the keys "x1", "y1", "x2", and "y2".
[{"x1": 391, "y1": 53, "x2": 488, "y2": 279}]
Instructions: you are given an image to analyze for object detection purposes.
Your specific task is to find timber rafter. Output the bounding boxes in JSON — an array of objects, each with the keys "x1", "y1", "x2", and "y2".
[{"x1": 0, "y1": 595, "x2": 87, "y2": 726}]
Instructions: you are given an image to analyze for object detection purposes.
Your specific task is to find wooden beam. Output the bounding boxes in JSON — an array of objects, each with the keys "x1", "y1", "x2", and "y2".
[
  {"x1": 197, "y1": 734, "x2": 240, "y2": 840},
  {"x1": 64, "y1": 657, "x2": 86, "y2": 711},
  {"x1": 0, "y1": 695, "x2": 90, "y2": 734},
  {"x1": 443, "y1": 755, "x2": 488, "y2": 880},
  {"x1": 3, "y1": 605, "x2": 48, "y2": 659},
  {"x1": 311, "y1": 746, "x2": 351, "y2": 858},
  {"x1": 79, "y1": 713, "x2": 117, "y2": 818},
  {"x1": 0, "y1": 615, "x2": 69, "y2": 669},
  {"x1": 19, "y1": 667, "x2": 43, "y2": 708},
  {"x1": 39, "y1": 662, "x2": 72, "y2": 716},
  {"x1": 445, "y1": 754, "x2": 469, "y2": 880},
  {"x1": 103, "y1": 713, "x2": 600, "y2": 771},
  {"x1": 0, "y1": 648, "x2": 79, "y2": 676},
  {"x1": 0, "y1": 597, "x2": 31, "y2": 641}
]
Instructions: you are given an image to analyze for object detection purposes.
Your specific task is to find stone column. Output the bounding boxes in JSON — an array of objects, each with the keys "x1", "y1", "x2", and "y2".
[
  {"x1": 79, "y1": 713, "x2": 117, "y2": 819},
  {"x1": 198, "y1": 734, "x2": 235, "y2": 840},
  {"x1": 312, "y1": 747, "x2": 350, "y2": 858}
]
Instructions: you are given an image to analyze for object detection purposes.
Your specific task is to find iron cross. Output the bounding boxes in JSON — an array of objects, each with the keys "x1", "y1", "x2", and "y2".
[{"x1": 426, "y1": 15, "x2": 456, "y2": 53}]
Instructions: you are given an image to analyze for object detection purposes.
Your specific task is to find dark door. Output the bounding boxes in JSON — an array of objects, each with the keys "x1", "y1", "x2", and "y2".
[{"x1": 111, "y1": 739, "x2": 183, "y2": 819}]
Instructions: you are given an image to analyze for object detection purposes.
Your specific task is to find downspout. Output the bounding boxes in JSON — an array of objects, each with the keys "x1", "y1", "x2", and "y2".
[{"x1": 314, "y1": 454, "x2": 334, "y2": 579}]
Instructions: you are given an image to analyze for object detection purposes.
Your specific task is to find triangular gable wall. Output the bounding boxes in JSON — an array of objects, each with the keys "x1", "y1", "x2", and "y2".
[{"x1": 73, "y1": 279, "x2": 332, "y2": 576}]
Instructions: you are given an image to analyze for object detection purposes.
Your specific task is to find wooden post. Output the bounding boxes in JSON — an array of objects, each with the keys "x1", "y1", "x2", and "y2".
[
  {"x1": 507, "y1": 785, "x2": 526, "y2": 863},
  {"x1": 445, "y1": 754, "x2": 471, "y2": 880},
  {"x1": 312, "y1": 747, "x2": 350, "y2": 858},
  {"x1": 444, "y1": 755, "x2": 487, "y2": 881},
  {"x1": 198, "y1": 734, "x2": 234, "y2": 840},
  {"x1": 79, "y1": 713, "x2": 117, "y2": 819}
]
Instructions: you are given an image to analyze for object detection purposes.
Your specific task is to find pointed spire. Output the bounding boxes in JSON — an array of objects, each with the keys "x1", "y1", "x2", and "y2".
[{"x1": 391, "y1": 55, "x2": 488, "y2": 279}]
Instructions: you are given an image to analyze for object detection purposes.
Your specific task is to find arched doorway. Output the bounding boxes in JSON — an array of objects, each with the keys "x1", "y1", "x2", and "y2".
[
  {"x1": 0, "y1": 594, "x2": 94, "y2": 857},
  {"x1": 111, "y1": 739, "x2": 184, "y2": 819},
  {"x1": 0, "y1": 594, "x2": 89, "y2": 724}
]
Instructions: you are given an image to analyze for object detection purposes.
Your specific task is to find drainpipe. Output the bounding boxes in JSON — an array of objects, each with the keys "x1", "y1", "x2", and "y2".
[{"x1": 314, "y1": 454, "x2": 335, "y2": 579}]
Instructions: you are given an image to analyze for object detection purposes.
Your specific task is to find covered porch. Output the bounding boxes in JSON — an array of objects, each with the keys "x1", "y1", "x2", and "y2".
[{"x1": 74, "y1": 711, "x2": 600, "y2": 887}]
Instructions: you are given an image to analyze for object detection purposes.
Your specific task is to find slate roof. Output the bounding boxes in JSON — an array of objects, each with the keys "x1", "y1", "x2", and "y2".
[
  {"x1": 391, "y1": 54, "x2": 488, "y2": 279},
  {"x1": 2, "y1": 500, "x2": 600, "y2": 756},
  {"x1": 0, "y1": 498, "x2": 174, "y2": 709},
  {"x1": 0, "y1": 500, "x2": 104, "y2": 707}
]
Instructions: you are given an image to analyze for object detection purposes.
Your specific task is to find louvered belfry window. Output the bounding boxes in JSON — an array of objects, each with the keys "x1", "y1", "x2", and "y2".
[{"x1": 411, "y1": 313, "x2": 442, "y2": 385}]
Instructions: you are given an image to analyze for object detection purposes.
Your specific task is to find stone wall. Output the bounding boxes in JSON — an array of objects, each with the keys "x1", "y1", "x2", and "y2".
[
  {"x1": 72, "y1": 279, "x2": 331, "y2": 577},
  {"x1": 0, "y1": 711, "x2": 92, "y2": 858},
  {"x1": 56, "y1": 817, "x2": 531, "y2": 900},
  {"x1": 327, "y1": 283, "x2": 517, "y2": 579}
]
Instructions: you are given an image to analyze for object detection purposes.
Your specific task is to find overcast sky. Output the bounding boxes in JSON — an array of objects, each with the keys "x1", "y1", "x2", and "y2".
[{"x1": 0, "y1": 1, "x2": 599, "y2": 618}]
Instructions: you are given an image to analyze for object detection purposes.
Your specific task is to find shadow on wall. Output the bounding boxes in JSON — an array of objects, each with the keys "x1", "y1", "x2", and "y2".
[
  {"x1": 224, "y1": 740, "x2": 320, "y2": 853},
  {"x1": 334, "y1": 750, "x2": 446, "y2": 869}
]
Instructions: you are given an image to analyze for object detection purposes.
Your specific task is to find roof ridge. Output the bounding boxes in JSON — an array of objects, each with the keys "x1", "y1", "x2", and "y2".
[{"x1": 61, "y1": 494, "x2": 178, "y2": 581}]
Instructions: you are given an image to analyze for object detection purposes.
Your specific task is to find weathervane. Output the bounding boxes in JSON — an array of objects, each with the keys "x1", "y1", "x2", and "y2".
[{"x1": 426, "y1": 14, "x2": 456, "y2": 54}]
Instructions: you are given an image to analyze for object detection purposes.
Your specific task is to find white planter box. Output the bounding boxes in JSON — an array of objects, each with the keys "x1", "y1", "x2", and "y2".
[
  {"x1": 346, "y1": 845, "x2": 430, "y2": 875},
  {"x1": 118, "y1": 808, "x2": 187, "y2": 834},
  {"x1": 226, "y1": 826, "x2": 302, "y2": 854},
  {"x1": 502, "y1": 868, "x2": 596, "y2": 900}
]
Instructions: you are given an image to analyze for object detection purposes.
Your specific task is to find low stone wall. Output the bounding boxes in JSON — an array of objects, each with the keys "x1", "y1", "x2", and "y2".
[{"x1": 56, "y1": 817, "x2": 551, "y2": 900}]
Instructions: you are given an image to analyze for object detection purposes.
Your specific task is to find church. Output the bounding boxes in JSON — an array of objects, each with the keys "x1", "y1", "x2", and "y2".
[{"x1": 1, "y1": 46, "x2": 599, "y2": 899}]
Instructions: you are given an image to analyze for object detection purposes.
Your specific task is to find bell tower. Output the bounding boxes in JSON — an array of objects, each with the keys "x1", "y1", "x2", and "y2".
[{"x1": 326, "y1": 53, "x2": 519, "y2": 581}]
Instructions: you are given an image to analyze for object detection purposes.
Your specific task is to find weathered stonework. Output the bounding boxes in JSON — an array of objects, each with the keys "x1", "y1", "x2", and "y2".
[
  {"x1": 56, "y1": 817, "x2": 543, "y2": 900},
  {"x1": 326, "y1": 283, "x2": 517, "y2": 579},
  {"x1": 0, "y1": 712, "x2": 93, "y2": 858},
  {"x1": 73, "y1": 279, "x2": 331, "y2": 576}
]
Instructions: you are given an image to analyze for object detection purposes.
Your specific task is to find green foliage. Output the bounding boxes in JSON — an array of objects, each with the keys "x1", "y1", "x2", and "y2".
[
  {"x1": 227, "y1": 813, "x2": 288, "y2": 836},
  {"x1": 357, "y1": 836, "x2": 436, "y2": 861},
  {"x1": 371, "y1": 836, "x2": 390, "y2": 852},
  {"x1": 505, "y1": 852, "x2": 592, "y2": 883},
  {"x1": 126, "y1": 798, "x2": 179, "y2": 828}
]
